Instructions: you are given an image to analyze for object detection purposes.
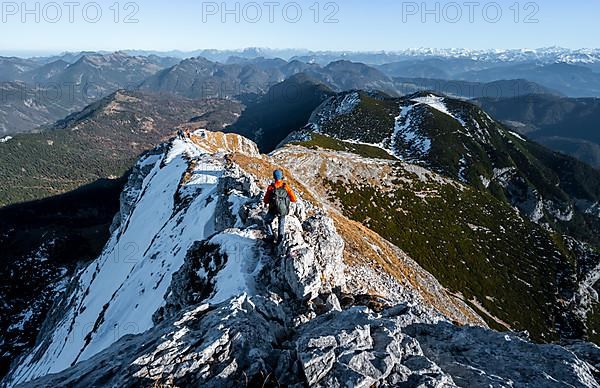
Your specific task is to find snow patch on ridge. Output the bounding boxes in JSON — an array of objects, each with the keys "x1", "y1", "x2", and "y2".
[
  {"x1": 509, "y1": 131, "x2": 527, "y2": 141},
  {"x1": 335, "y1": 91, "x2": 360, "y2": 115},
  {"x1": 309, "y1": 92, "x2": 361, "y2": 128},
  {"x1": 411, "y1": 94, "x2": 466, "y2": 126},
  {"x1": 206, "y1": 230, "x2": 266, "y2": 304},
  {"x1": 391, "y1": 104, "x2": 431, "y2": 156}
]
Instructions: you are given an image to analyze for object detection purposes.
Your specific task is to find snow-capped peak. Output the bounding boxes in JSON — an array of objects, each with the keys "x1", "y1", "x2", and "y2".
[{"x1": 379, "y1": 47, "x2": 600, "y2": 64}]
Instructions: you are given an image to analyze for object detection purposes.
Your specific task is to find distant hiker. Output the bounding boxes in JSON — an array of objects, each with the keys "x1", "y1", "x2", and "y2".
[
  {"x1": 177, "y1": 128, "x2": 191, "y2": 139},
  {"x1": 263, "y1": 169, "x2": 297, "y2": 243}
]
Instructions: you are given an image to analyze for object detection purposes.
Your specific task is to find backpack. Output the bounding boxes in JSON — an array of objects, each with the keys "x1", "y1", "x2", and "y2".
[{"x1": 271, "y1": 183, "x2": 291, "y2": 216}]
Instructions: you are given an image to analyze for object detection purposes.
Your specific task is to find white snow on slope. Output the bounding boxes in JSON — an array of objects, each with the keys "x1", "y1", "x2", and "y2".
[
  {"x1": 411, "y1": 94, "x2": 467, "y2": 127},
  {"x1": 0, "y1": 136, "x2": 13, "y2": 143},
  {"x1": 10, "y1": 137, "x2": 225, "y2": 384},
  {"x1": 8, "y1": 309, "x2": 34, "y2": 331},
  {"x1": 343, "y1": 138, "x2": 396, "y2": 157},
  {"x1": 310, "y1": 93, "x2": 480, "y2": 162},
  {"x1": 389, "y1": 95, "x2": 479, "y2": 160},
  {"x1": 309, "y1": 92, "x2": 360, "y2": 130},
  {"x1": 391, "y1": 104, "x2": 431, "y2": 156},
  {"x1": 509, "y1": 131, "x2": 527, "y2": 142},
  {"x1": 480, "y1": 175, "x2": 491, "y2": 188},
  {"x1": 408, "y1": 94, "x2": 502, "y2": 148},
  {"x1": 584, "y1": 202, "x2": 600, "y2": 218},
  {"x1": 335, "y1": 92, "x2": 360, "y2": 115},
  {"x1": 207, "y1": 229, "x2": 266, "y2": 304},
  {"x1": 575, "y1": 260, "x2": 600, "y2": 321}
]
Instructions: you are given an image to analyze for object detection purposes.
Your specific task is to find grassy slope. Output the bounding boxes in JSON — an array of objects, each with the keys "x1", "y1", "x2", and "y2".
[
  {"x1": 0, "y1": 91, "x2": 241, "y2": 207},
  {"x1": 295, "y1": 133, "x2": 397, "y2": 160},
  {"x1": 287, "y1": 136, "x2": 585, "y2": 342}
]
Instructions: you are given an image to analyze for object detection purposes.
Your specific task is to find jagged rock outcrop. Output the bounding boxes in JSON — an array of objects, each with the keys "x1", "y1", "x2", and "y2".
[
  {"x1": 277, "y1": 214, "x2": 346, "y2": 300},
  {"x1": 294, "y1": 305, "x2": 454, "y2": 387},
  {"x1": 13, "y1": 293, "x2": 600, "y2": 387},
  {"x1": 5, "y1": 131, "x2": 600, "y2": 387},
  {"x1": 109, "y1": 145, "x2": 167, "y2": 234}
]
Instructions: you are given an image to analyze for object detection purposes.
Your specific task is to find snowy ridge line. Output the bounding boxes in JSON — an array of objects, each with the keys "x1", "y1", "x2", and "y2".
[
  {"x1": 7, "y1": 136, "x2": 225, "y2": 385},
  {"x1": 509, "y1": 131, "x2": 527, "y2": 142},
  {"x1": 411, "y1": 95, "x2": 461, "y2": 123},
  {"x1": 355, "y1": 47, "x2": 600, "y2": 64}
]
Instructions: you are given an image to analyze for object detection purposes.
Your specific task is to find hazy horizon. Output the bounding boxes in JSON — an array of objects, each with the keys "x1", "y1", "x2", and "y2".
[
  {"x1": 2, "y1": 46, "x2": 600, "y2": 59},
  {"x1": 1, "y1": 0, "x2": 598, "y2": 55}
]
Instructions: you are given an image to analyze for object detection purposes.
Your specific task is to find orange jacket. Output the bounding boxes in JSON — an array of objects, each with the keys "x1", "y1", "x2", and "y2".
[{"x1": 263, "y1": 180, "x2": 297, "y2": 204}]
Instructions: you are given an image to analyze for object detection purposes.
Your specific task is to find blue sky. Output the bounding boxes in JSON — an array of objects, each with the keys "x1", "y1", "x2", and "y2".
[{"x1": 1, "y1": 0, "x2": 598, "y2": 55}]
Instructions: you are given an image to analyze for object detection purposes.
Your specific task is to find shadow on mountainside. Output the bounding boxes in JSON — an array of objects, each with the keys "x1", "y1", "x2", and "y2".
[{"x1": 0, "y1": 177, "x2": 126, "y2": 379}]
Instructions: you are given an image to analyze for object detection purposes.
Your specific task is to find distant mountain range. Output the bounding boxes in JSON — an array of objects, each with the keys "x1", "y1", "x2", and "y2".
[
  {"x1": 2, "y1": 49, "x2": 600, "y2": 176},
  {"x1": 292, "y1": 47, "x2": 600, "y2": 66},
  {"x1": 139, "y1": 57, "x2": 400, "y2": 99},
  {"x1": 0, "y1": 53, "x2": 405, "y2": 134},
  {"x1": 121, "y1": 47, "x2": 600, "y2": 65},
  {"x1": 456, "y1": 63, "x2": 600, "y2": 98},
  {"x1": 0, "y1": 57, "x2": 39, "y2": 81},
  {"x1": 394, "y1": 77, "x2": 562, "y2": 99},
  {"x1": 0, "y1": 52, "x2": 182, "y2": 134},
  {"x1": 22, "y1": 52, "x2": 177, "y2": 89},
  {"x1": 0, "y1": 82, "x2": 75, "y2": 134},
  {"x1": 477, "y1": 94, "x2": 600, "y2": 168},
  {"x1": 2, "y1": 48, "x2": 600, "y2": 133}
]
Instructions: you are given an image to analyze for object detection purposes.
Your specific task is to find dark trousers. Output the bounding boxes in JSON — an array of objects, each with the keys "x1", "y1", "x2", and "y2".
[{"x1": 265, "y1": 212, "x2": 286, "y2": 240}]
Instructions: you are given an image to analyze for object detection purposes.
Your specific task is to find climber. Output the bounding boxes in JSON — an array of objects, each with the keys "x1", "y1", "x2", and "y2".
[{"x1": 263, "y1": 169, "x2": 297, "y2": 243}]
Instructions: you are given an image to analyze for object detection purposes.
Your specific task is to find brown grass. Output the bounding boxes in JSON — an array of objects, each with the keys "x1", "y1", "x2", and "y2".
[
  {"x1": 187, "y1": 135, "x2": 483, "y2": 326},
  {"x1": 330, "y1": 211, "x2": 484, "y2": 325},
  {"x1": 228, "y1": 152, "x2": 318, "y2": 204},
  {"x1": 189, "y1": 131, "x2": 258, "y2": 156}
]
